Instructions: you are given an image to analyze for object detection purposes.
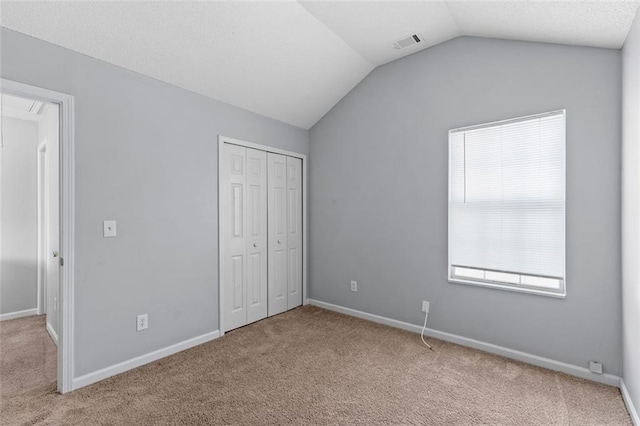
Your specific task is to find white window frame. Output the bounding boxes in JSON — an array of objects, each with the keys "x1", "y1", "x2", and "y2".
[{"x1": 447, "y1": 110, "x2": 566, "y2": 298}]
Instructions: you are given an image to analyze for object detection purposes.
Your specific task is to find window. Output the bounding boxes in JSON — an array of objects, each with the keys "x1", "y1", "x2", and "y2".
[{"x1": 448, "y1": 110, "x2": 566, "y2": 297}]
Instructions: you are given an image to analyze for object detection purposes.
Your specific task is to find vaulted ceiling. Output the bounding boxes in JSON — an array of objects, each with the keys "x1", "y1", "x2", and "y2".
[{"x1": 1, "y1": 1, "x2": 638, "y2": 129}]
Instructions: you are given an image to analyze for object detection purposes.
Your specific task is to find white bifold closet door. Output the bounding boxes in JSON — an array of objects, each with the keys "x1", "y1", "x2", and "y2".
[
  {"x1": 221, "y1": 144, "x2": 268, "y2": 331},
  {"x1": 222, "y1": 143, "x2": 303, "y2": 331},
  {"x1": 267, "y1": 153, "x2": 288, "y2": 316},
  {"x1": 286, "y1": 156, "x2": 303, "y2": 310},
  {"x1": 267, "y1": 153, "x2": 303, "y2": 316}
]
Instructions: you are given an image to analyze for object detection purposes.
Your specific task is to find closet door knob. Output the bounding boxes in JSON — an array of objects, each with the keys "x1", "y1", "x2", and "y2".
[
  {"x1": 277, "y1": 240, "x2": 281, "y2": 244},
  {"x1": 253, "y1": 243, "x2": 257, "y2": 248}
]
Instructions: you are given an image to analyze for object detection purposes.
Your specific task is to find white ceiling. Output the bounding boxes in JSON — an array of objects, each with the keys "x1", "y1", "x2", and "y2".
[
  {"x1": 298, "y1": 1, "x2": 461, "y2": 65},
  {"x1": 1, "y1": 1, "x2": 638, "y2": 129}
]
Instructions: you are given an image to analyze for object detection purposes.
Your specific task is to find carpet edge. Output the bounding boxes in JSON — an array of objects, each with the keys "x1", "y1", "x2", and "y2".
[
  {"x1": 621, "y1": 379, "x2": 640, "y2": 426},
  {"x1": 308, "y1": 298, "x2": 621, "y2": 387},
  {"x1": 0, "y1": 308, "x2": 39, "y2": 321},
  {"x1": 72, "y1": 330, "x2": 220, "y2": 391}
]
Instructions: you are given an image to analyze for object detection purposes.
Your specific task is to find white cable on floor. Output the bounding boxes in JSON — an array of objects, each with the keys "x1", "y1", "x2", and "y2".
[{"x1": 421, "y1": 309, "x2": 434, "y2": 351}]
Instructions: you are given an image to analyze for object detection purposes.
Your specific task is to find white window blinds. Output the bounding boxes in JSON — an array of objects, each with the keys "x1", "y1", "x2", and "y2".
[{"x1": 448, "y1": 111, "x2": 566, "y2": 295}]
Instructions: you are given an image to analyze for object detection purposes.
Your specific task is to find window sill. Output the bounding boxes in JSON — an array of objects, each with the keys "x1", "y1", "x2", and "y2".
[{"x1": 448, "y1": 278, "x2": 566, "y2": 299}]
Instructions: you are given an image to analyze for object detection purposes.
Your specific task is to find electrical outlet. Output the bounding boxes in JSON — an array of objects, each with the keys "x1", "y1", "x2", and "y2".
[
  {"x1": 103, "y1": 220, "x2": 117, "y2": 238},
  {"x1": 350, "y1": 280, "x2": 357, "y2": 292},
  {"x1": 137, "y1": 314, "x2": 148, "y2": 331},
  {"x1": 54, "y1": 297, "x2": 58, "y2": 312},
  {"x1": 422, "y1": 300, "x2": 430, "y2": 313},
  {"x1": 589, "y1": 361, "x2": 603, "y2": 374}
]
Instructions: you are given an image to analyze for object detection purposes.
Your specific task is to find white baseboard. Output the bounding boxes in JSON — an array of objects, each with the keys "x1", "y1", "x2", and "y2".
[
  {"x1": 308, "y1": 299, "x2": 621, "y2": 387},
  {"x1": 46, "y1": 322, "x2": 58, "y2": 347},
  {"x1": 621, "y1": 379, "x2": 640, "y2": 425},
  {"x1": 72, "y1": 330, "x2": 220, "y2": 391},
  {"x1": 0, "y1": 308, "x2": 38, "y2": 321}
]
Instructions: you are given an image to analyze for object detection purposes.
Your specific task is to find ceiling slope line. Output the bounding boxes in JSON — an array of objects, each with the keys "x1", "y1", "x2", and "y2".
[
  {"x1": 443, "y1": 0, "x2": 464, "y2": 36},
  {"x1": 295, "y1": 0, "x2": 375, "y2": 68},
  {"x1": 2, "y1": 1, "x2": 639, "y2": 128},
  {"x1": 0, "y1": 25, "x2": 310, "y2": 131}
]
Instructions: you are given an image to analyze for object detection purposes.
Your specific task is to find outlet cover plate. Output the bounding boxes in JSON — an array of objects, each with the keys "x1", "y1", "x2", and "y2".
[
  {"x1": 103, "y1": 220, "x2": 117, "y2": 238},
  {"x1": 422, "y1": 300, "x2": 430, "y2": 313},
  {"x1": 350, "y1": 281, "x2": 357, "y2": 292},
  {"x1": 137, "y1": 314, "x2": 148, "y2": 331}
]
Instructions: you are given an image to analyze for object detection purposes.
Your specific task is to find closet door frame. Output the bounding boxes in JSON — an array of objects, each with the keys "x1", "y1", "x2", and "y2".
[{"x1": 218, "y1": 135, "x2": 308, "y2": 336}]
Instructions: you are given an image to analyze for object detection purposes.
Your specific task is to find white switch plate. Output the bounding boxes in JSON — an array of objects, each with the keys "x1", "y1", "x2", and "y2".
[
  {"x1": 103, "y1": 220, "x2": 117, "y2": 237},
  {"x1": 137, "y1": 314, "x2": 148, "y2": 331},
  {"x1": 350, "y1": 280, "x2": 357, "y2": 292}
]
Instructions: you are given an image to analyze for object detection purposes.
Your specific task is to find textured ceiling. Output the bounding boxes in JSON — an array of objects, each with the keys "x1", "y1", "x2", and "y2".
[
  {"x1": 1, "y1": 1, "x2": 639, "y2": 129},
  {"x1": 0, "y1": 1, "x2": 373, "y2": 129},
  {"x1": 299, "y1": 1, "x2": 460, "y2": 65},
  {"x1": 446, "y1": 1, "x2": 640, "y2": 50}
]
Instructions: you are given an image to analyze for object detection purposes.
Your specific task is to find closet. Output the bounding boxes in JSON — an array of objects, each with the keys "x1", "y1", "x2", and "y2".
[{"x1": 220, "y1": 141, "x2": 303, "y2": 332}]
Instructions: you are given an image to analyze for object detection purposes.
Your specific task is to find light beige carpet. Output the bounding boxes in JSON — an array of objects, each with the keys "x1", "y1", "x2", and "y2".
[{"x1": 0, "y1": 306, "x2": 632, "y2": 425}]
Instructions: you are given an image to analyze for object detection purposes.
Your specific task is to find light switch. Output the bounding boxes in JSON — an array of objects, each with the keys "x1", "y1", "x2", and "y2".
[{"x1": 103, "y1": 220, "x2": 117, "y2": 237}]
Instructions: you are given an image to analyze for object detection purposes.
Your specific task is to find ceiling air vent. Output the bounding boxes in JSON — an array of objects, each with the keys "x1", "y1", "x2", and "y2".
[{"x1": 392, "y1": 34, "x2": 422, "y2": 50}]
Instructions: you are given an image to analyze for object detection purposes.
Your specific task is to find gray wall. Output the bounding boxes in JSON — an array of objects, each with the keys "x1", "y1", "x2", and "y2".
[
  {"x1": 0, "y1": 117, "x2": 40, "y2": 314},
  {"x1": 0, "y1": 28, "x2": 309, "y2": 377},
  {"x1": 622, "y1": 8, "x2": 640, "y2": 415},
  {"x1": 310, "y1": 37, "x2": 622, "y2": 374}
]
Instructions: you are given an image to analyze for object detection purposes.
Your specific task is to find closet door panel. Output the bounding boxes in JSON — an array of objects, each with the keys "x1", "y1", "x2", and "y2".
[
  {"x1": 246, "y1": 148, "x2": 268, "y2": 324},
  {"x1": 268, "y1": 153, "x2": 288, "y2": 316},
  {"x1": 286, "y1": 156, "x2": 303, "y2": 309},
  {"x1": 222, "y1": 144, "x2": 248, "y2": 331}
]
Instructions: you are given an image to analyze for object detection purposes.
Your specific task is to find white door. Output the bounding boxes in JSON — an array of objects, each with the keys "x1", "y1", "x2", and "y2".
[
  {"x1": 221, "y1": 144, "x2": 268, "y2": 331},
  {"x1": 37, "y1": 143, "x2": 48, "y2": 316},
  {"x1": 221, "y1": 144, "x2": 248, "y2": 331},
  {"x1": 43, "y1": 103, "x2": 60, "y2": 345},
  {"x1": 245, "y1": 148, "x2": 268, "y2": 324},
  {"x1": 268, "y1": 153, "x2": 288, "y2": 316},
  {"x1": 46, "y1": 142, "x2": 60, "y2": 344},
  {"x1": 286, "y1": 156, "x2": 302, "y2": 309}
]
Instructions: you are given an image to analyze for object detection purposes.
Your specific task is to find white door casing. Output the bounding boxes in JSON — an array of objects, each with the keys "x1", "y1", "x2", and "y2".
[
  {"x1": 245, "y1": 148, "x2": 268, "y2": 324},
  {"x1": 286, "y1": 156, "x2": 302, "y2": 309}
]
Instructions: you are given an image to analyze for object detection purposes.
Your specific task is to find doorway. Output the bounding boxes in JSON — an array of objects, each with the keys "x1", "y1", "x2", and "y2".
[{"x1": 0, "y1": 79, "x2": 75, "y2": 393}]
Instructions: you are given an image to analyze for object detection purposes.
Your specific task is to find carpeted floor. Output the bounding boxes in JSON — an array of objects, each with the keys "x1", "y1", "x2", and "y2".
[{"x1": 0, "y1": 306, "x2": 632, "y2": 425}]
